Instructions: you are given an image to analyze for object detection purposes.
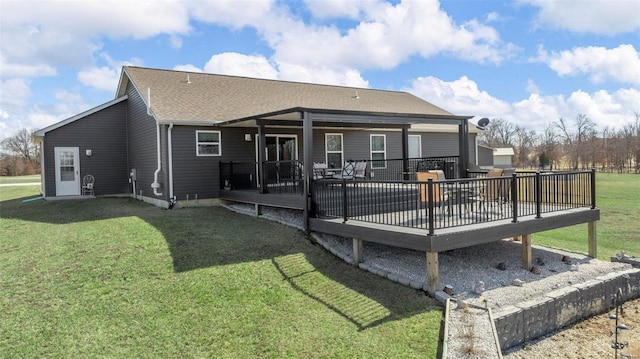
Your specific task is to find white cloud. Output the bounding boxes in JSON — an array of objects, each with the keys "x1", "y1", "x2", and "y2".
[
  {"x1": 169, "y1": 35, "x2": 183, "y2": 50},
  {"x1": 181, "y1": 53, "x2": 369, "y2": 87},
  {"x1": 512, "y1": 88, "x2": 640, "y2": 131},
  {"x1": 535, "y1": 44, "x2": 640, "y2": 85},
  {"x1": 303, "y1": 0, "x2": 375, "y2": 19},
  {"x1": 277, "y1": 62, "x2": 369, "y2": 87},
  {"x1": 269, "y1": 1, "x2": 516, "y2": 70},
  {"x1": 203, "y1": 53, "x2": 279, "y2": 79},
  {"x1": 407, "y1": 75, "x2": 640, "y2": 132},
  {"x1": 0, "y1": 79, "x2": 32, "y2": 108},
  {"x1": 0, "y1": 0, "x2": 191, "y2": 77},
  {"x1": 521, "y1": 0, "x2": 640, "y2": 35},
  {"x1": 406, "y1": 75, "x2": 511, "y2": 116},
  {"x1": 77, "y1": 53, "x2": 143, "y2": 91}
]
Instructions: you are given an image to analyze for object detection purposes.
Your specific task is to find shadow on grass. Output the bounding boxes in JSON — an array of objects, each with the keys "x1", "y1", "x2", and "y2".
[{"x1": 2, "y1": 195, "x2": 440, "y2": 331}]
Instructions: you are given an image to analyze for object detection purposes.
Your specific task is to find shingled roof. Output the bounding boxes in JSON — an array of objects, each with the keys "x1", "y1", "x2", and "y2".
[{"x1": 117, "y1": 66, "x2": 468, "y2": 125}]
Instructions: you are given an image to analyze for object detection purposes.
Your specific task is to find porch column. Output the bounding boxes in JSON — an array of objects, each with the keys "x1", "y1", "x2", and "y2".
[
  {"x1": 401, "y1": 125, "x2": 409, "y2": 176},
  {"x1": 458, "y1": 119, "x2": 469, "y2": 178},
  {"x1": 303, "y1": 111, "x2": 313, "y2": 233},
  {"x1": 426, "y1": 252, "x2": 438, "y2": 296},
  {"x1": 588, "y1": 221, "x2": 597, "y2": 258},
  {"x1": 257, "y1": 120, "x2": 267, "y2": 193}
]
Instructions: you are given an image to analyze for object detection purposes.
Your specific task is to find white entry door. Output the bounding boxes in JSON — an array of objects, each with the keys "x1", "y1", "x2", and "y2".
[{"x1": 55, "y1": 147, "x2": 80, "y2": 196}]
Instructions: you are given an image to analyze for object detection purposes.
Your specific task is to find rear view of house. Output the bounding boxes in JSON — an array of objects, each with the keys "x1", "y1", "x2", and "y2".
[{"x1": 34, "y1": 66, "x2": 478, "y2": 207}]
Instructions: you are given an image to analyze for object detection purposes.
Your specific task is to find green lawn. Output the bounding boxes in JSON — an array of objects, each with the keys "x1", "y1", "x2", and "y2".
[
  {"x1": 535, "y1": 172, "x2": 640, "y2": 259},
  {"x1": 0, "y1": 174, "x2": 41, "y2": 184},
  {"x1": 0, "y1": 186, "x2": 442, "y2": 358}
]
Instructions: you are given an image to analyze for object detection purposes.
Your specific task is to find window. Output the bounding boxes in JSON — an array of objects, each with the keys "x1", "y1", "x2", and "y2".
[
  {"x1": 325, "y1": 133, "x2": 343, "y2": 169},
  {"x1": 196, "y1": 131, "x2": 221, "y2": 156},
  {"x1": 408, "y1": 135, "x2": 422, "y2": 158},
  {"x1": 370, "y1": 134, "x2": 386, "y2": 169}
]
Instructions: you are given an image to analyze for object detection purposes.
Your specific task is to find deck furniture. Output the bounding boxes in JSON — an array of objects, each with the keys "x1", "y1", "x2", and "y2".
[{"x1": 82, "y1": 174, "x2": 95, "y2": 196}]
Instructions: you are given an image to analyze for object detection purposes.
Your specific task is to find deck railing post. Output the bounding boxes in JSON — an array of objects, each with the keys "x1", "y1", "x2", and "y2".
[
  {"x1": 427, "y1": 179, "x2": 435, "y2": 235},
  {"x1": 535, "y1": 172, "x2": 542, "y2": 218},
  {"x1": 590, "y1": 168, "x2": 596, "y2": 209},
  {"x1": 342, "y1": 178, "x2": 348, "y2": 223},
  {"x1": 511, "y1": 173, "x2": 518, "y2": 223}
]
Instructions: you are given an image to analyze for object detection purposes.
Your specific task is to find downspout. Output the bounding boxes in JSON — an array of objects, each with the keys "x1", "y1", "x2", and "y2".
[
  {"x1": 168, "y1": 122, "x2": 175, "y2": 207},
  {"x1": 148, "y1": 87, "x2": 162, "y2": 196}
]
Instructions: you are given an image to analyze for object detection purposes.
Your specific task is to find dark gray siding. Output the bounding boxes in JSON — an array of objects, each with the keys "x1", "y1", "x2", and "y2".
[
  {"x1": 170, "y1": 126, "x2": 476, "y2": 199},
  {"x1": 171, "y1": 127, "x2": 306, "y2": 199},
  {"x1": 126, "y1": 84, "x2": 164, "y2": 200},
  {"x1": 42, "y1": 101, "x2": 128, "y2": 196}
]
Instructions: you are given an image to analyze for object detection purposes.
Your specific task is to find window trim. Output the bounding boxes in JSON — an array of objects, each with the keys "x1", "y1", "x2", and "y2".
[
  {"x1": 370, "y1": 134, "x2": 386, "y2": 169},
  {"x1": 325, "y1": 133, "x2": 343, "y2": 169},
  {"x1": 196, "y1": 130, "x2": 222, "y2": 157},
  {"x1": 408, "y1": 134, "x2": 422, "y2": 158}
]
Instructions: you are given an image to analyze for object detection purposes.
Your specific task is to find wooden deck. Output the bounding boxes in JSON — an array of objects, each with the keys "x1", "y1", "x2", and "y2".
[{"x1": 220, "y1": 170, "x2": 599, "y2": 295}]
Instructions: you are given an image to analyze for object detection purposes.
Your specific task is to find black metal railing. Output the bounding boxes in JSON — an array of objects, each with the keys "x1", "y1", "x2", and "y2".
[
  {"x1": 365, "y1": 156, "x2": 459, "y2": 181},
  {"x1": 219, "y1": 160, "x2": 304, "y2": 194},
  {"x1": 311, "y1": 169, "x2": 596, "y2": 233}
]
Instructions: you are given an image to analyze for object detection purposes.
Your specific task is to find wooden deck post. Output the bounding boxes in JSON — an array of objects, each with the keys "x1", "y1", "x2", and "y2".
[
  {"x1": 588, "y1": 221, "x2": 597, "y2": 258},
  {"x1": 426, "y1": 252, "x2": 439, "y2": 296},
  {"x1": 521, "y1": 234, "x2": 532, "y2": 270},
  {"x1": 352, "y1": 238, "x2": 363, "y2": 266},
  {"x1": 254, "y1": 204, "x2": 262, "y2": 216}
]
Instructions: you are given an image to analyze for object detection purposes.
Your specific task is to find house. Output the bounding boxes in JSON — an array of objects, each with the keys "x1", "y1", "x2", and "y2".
[
  {"x1": 493, "y1": 147, "x2": 515, "y2": 168},
  {"x1": 34, "y1": 66, "x2": 479, "y2": 207},
  {"x1": 33, "y1": 66, "x2": 599, "y2": 296}
]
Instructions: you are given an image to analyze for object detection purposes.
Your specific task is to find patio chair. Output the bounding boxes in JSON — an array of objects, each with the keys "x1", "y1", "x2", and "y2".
[
  {"x1": 416, "y1": 171, "x2": 449, "y2": 218},
  {"x1": 333, "y1": 161, "x2": 356, "y2": 180},
  {"x1": 312, "y1": 162, "x2": 328, "y2": 180},
  {"x1": 354, "y1": 161, "x2": 367, "y2": 180},
  {"x1": 476, "y1": 168, "x2": 509, "y2": 215},
  {"x1": 82, "y1": 174, "x2": 95, "y2": 196}
]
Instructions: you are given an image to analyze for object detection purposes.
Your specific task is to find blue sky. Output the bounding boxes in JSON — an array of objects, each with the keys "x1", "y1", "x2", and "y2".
[{"x1": 1, "y1": 0, "x2": 639, "y2": 140}]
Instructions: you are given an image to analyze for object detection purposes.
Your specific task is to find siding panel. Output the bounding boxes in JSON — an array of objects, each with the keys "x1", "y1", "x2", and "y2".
[{"x1": 43, "y1": 101, "x2": 128, "y2": 196}]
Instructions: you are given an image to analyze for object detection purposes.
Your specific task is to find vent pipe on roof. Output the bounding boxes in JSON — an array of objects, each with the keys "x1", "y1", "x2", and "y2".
[{"x1": 186, "y1": 74, "x2": 191, "y2": 84}]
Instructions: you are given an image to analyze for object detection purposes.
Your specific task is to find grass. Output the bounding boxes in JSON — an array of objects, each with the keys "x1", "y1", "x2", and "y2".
[
  {"x1": 1, "y1": 172, "x2": 637, "y2": 357},
  {"x1": 0, "y1": 185, "x2": 442, "y2": 358},
  {"x1": 535, "y1": 172, "x2": 640, "y2": 260},
  {"x1": 0, "y1": 174, "x2": 41, "y2": 184}
]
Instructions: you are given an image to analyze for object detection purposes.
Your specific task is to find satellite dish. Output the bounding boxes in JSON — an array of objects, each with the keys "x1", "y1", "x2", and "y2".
[{"x1": 477, "y1": 118, "x2": 490, "y2": 129}]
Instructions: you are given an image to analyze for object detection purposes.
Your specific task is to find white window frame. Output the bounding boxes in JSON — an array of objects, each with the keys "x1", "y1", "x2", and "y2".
[
  {"x1": 370, "y1": 134, "x2": 386, "y2": 169},
  {"x1": 325, "y1": 133, "x2": 343, "y2": 169},
  {"x1": 196, "y1": 130, "x2": 222, "y2": 156},
  {"x1": 408, "y1": 134, "x2": 422, "y2": 158}
]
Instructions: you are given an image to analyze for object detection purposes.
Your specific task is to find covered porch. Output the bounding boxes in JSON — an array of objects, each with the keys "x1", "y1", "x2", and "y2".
[{"x1": 216, "y1": 109, "x2": 599, "y2": 296}]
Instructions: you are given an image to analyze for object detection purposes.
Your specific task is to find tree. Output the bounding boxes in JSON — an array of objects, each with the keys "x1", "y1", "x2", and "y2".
[
  {"x1": 555, "y1": 115, "x2": 596, "y2": 169},
  {"x1": 479, "y1": 118, "x2": 518, "y2": 148},
  {"x1": 0, "y1": 128, "x2": 40, "y2": 176}
]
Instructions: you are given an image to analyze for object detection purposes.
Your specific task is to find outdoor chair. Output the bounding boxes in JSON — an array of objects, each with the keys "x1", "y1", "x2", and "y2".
[
  {"x1": 82, "y1": 174, "x2": 95, "y2": 196},
  {"x1": 333, "y1": 161, "x2": 356, "y2": 180},
  {"x1": 475, "y1": 168, "x2": 510, "y2": 215},
  {"x1": 354, "y1": 161, "x2": 367, "y2": 180},
  {"x1": 312, "y1": 162, "x2": 328, "y2": 180},
  {"x1": 416, "y1": 171, "x2": 449, "y2": 219}
]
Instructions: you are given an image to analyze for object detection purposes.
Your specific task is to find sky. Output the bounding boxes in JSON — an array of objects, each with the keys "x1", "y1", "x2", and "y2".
[{"x1": 1, "y1": 0, "x2": 639, "y2": 141}]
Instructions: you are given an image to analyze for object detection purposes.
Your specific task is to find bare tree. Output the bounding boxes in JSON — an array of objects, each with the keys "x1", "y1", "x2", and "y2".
[
  {"x1": 0, "y1": 128, "x2": 40, "y2": 175},
  {"x1": 479, "y1": 118, "x2": 518, "y2": 148},
  {"x1": 555, "y1": 115, "x2": 596, "y2": 169},
  {"x1": 538, "y1": 124, "x2": 559, "y2": 170}
]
